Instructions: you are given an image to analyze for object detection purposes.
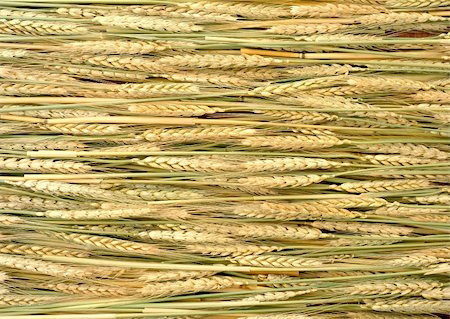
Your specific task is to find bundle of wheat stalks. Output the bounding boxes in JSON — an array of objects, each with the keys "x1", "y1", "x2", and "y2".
[{"x1": 0, "y1": 0, "x2": 449, "y2": 318}]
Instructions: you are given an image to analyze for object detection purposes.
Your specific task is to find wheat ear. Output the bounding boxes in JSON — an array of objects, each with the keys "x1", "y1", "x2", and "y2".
[
  {"x1": 0, "y1": 19, "x2": 88, "y2": 35},
  {"x1": 330, "y1": 179, "x2": 432, "y2": 193},
  {"x1": 139, "y1": 270, "x2": 216, "y2": 282},
  {"x1": 364, "y1": 298, "x2": 450, "y2": 314},
  {"x1": 0, "y1": 243, "x2": 88, "y2": 258},
  {"x1": 308, "y1": 221, "x2": 414, "y2": 235},
  {"x1": 0, "y1": 157, "x2": 92, "y2": 173},
  {"x1": 229, "y1": 255, "x2": 323, "y2": 268},
  {"x1": 185, "y1": 244, "x2": 281, "y2": 257},
  {"x1": 42, "y1": 282, "x2": 136, "y2": 296}
]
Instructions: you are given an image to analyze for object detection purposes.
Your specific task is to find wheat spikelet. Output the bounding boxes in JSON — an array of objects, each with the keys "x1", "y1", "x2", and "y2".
[
  {"x1": 156, "y1": 54, "x2": 281, "y2": 69},
  {"x1": 252, "y1": 76, "x2": 349, "y2": 97},
  {"x1": 218, "y1": 174, "x2": 331, "y2": 189},
  {"x1": 348, "y1": 280, "x2": 442, "y2": 296},
  {"x1": 177, "y1": 1, "x2": 291, "y2": 19},
  {"x1": 137, "y1": 230, "x2": 233, "y2": 244},
  {"x1": 308, "y1": 221, "x2": 414, "y2": 235},
  {"x1": 99, "y1": 143, "x2": 160, "y2": 152},
  {"x1": 291, "y1": 3, "x2": 383, "y2": 17},
  {"x1": 0, "y1": 157, "x2": 92, "y2": 173},
  {"x1": 50, "y1": 64, "x2": 149, "y2": 82},
  {"x1": 357, "y1": 143, "x2": 449, "y2": 160},
  {"x1": 40, "y1": 123, "x2": 122, "y2": 135},
  {"x1": 158, "y1": 70, "x2": 254, "y2": 87},
  {"x1": 385, "y1": 0, "x2": 450, "y2": 8},
  {"x1": 422, "y1": 287, "x2": 450, "y2": 300},
  {"x1": 0, "y1": 243, "x2": 88, "y2": 258},
  {"x1": 330, "y1": 179, "x2": 432, "y2": 193},
  {"x1": 364, "y1": 298, "x2": 450, "y2": 314},
  {"x1": 242, "y1": 157, "x2": 348, "y2": 172},
  {"x1": 286, "y1": 64, "x2": 360, "y2": 78},
  {"x1": 401, "y1": 195, "x2": 450, "y2": 205},
  {"x1": 0, "y1": 194, "x2": 81, "y2": 210},
  {"x1": 97, "y1": 82, "x2": 199, "y2": 98},
  {"x1": 139, "y1": 276, "x2": 241, "y2": 298},
  {"x1": 0, "y1": 19, "x2": 88, "y2": 35},
  {"x1": 388, "y1": 255, "x2": 447, "y2": 267},
  {"x1": 7, "y1": 180, "x2": 129, "y2": 201},
  {"x1": 51, "y1": 232, "x2": 161, "y2": 255},
  {"x1": 0, "y1": 66, "x2": 76, "y2": 83},
  {"x1": 0, "y1": 83, "x2": 69, "y2": 96},
  {"x1": 42, "y1": 282, "x2": 136, "y2": 296},
  {"x1": 0, "y1": 295, "x2": 61, "y2": 306},
  {"x1": 255, "y1": 110, "x2": 338, "y2": 124},
  {"x1": 127, "y1": 5, "x2": 237, "y2": 22},
  {"x1": 358, "y1": 12, "x2": 447, "y2": 26},
  {"x1": 62, "y1": 40, "x2": 168, "y2": 54},
  {"x1": 40, "y1": 206, "x2": 190, "y2": 220},
  {"x1": 143, "y1": 126, "x2": 256, "y2": 143},
  {"x1": 93, "y1": 15, "x2": 203, "y2": 32},
  {"x1": 128, "y1": 103, "x2": 223, "y2": 117},
  {"x1": 118, "y1": 185, "x2": 205, "y2": 201},
  {"x1": 139, "y1": 270, "x2": 216, "y2": 282},
  {"x1": 0, "y1": 214, "x2": 26, "y2": 225},
  {"x1": 0, "y1": 254, "x2": 96, "y2": 279},
  {"x1": 241, "y1": 135, "x2": 348, "y2": 150},
  {"x1": 185, "y1": 244, "x2": 281, "y2": 257},
  {"x1": 132, "y1": 156, "x2": 235, "y2": 172},
  {"x1": 56, "y1": 6, "x2": 121, "y2": 18},
  {"x1": 410, "y1": 91, "x2": 450, "y2": 104},
  {"x1": 241, "y1": 289, "x2": 316, "y2": 302},
  {"x1": 267, "y1": 23, "x2": 349, "y2": 35},
  {"x1": 329, "y1": 235, "x2": 404, "y2": 247},
  {"x1": 233, "y1": 202, "x2": 360, "y2": 220},
  {"x1": 371, "y1": 205, "x2": 445, "y2": 217},
  {"x1": 309, "y1": 196, "x2": 388, "y2": 208},
  {"x1": 229, "y1": 255, "x2": 323, "y2": 268},
  {"x1": 347, "y1": 312, "x2": 441, "y2": 319},
  {"x1": 361, "y1": 155, "x2": 439, "y2": 166}
]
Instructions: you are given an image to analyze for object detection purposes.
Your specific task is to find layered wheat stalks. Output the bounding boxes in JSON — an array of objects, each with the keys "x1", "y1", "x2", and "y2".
[{"x1": 0, "y1": 0, "x2": 448, "y2": 318}]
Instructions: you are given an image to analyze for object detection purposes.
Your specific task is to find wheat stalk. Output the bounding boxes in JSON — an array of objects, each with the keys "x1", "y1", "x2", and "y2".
[
  {"x1": 364, "y1": 298, "x2": 450, "y2": 314},
  {"x1": 51, "y1": 232, "x2": 161, "y2": 255},
  {"x1": 0, "y1": 243, "x2": 88, "y2": 258},
  {"x1": 0, "y1": 157, "x2": 92, "y2": 173},
  {"x1": 139, "y1": 276, "x2": 242, "y2": 298},
  {"x1": 308, "y1": 221, "x2": 414, "y2": 235},
  {"x1": 93, "y1": 15, "x2": 203, "y2": 32},
  {"x1": 128, "y1": 103, "x2": 223, "y2": 117},
  {"x1": 139, "y1": 270, "x2": 216, "y2": 282},
  {"x1": 229, "y1": 255, "x2": 323, "y2": 267},
  {"x1": 330, "y1": 179, "x2": 432, "y2": 193},
  {"x1": 233, "y1": 202, "x2": 361, "y2": 220},
  {"x1": 177, "y1": 1, "x2": 291, "y2": 19}
]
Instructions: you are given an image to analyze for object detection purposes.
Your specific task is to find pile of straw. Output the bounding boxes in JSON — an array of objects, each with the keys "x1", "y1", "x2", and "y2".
[{"x1": 0, "y1": 0, "x2": 449, "y2": 318}]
